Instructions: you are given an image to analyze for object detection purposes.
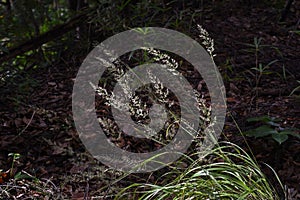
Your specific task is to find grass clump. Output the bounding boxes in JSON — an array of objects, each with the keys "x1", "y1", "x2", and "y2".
[{"x1": 116, "y1": 142, "x2": 283, "y2": 200}]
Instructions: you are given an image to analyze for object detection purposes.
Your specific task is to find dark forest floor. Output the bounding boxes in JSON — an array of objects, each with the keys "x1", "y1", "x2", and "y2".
[{"x1": 0, "y1": 1, "x2": 300, "y2": 199}]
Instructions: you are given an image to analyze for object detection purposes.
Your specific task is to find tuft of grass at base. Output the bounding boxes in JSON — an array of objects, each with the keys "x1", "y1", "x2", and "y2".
[{"x1": 116, "y1": 141, "x2": 283, "y2": 200}]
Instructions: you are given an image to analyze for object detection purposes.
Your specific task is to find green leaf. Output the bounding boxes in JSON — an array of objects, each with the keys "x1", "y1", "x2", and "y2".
[
  {"x1": 247, "y1": 116, "x2": 273, "y2": 123},
  {"x1": 266, "y1": 59, "x2": 279, "y2": 67},
  {"x1": 283, "y1": 131, "x2": 300, "y2": 139},
  {"x1": 289, "y1": 85, "x2": 300, "y2": 96},
  {"x1": 262, "y1": 71, "x2": 273, "y2": 75},
  {"x1": 272, "y1": 132, "x2": 289, "y2": 144},
  {"x1": 9, "y1": 153, "x2": 20, "y2": 159},
  {"x1": 293, "y1": 30, "x2": 300, "y2": 35},
  {"x1": 14, "y1": 172, "x2": 34, "y2": 180},
  {"x1": 244, "y1": 125, "x2": 277, "y2": 138},
  {"x1": 251, "y1": 67, "x2": 261, "y2": 72}
]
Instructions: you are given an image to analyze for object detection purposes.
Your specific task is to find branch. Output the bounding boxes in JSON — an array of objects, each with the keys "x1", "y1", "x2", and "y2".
[
  {"x1": 0, "y1": 9, "x2": 90, "y2": 63},
  {"x1": 279, "y1": 0, "x2": 294, "y2": 22}
]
